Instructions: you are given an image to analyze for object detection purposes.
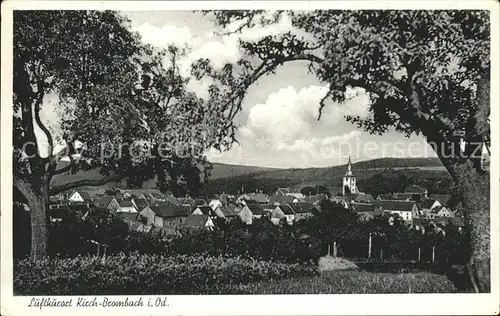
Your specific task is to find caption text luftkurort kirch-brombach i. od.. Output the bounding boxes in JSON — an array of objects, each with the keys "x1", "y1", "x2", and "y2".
[{"x1": 28, "y1": 296, "x2": 169, "y2": 309}]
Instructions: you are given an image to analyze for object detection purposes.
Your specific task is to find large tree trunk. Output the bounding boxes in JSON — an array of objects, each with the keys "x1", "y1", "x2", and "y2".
[
  {"x1": 14, "y1": 176, "x2": 49, "y2": 260},
  {"x1": 455, "y1": 162, "x2": 490, "y2": 293},
  {"x1": 433, "y1": 152, "x2": 490, "y2": 293}
]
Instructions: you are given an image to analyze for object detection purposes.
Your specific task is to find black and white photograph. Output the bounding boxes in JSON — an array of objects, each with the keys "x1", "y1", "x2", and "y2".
[{"x1": 1, "y1": 1, "x2": 499, "y2": 315}]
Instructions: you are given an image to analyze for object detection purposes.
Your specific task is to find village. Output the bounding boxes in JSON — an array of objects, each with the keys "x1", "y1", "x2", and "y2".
[{"x1": 41, "y1": 157, "x2": 466, "y2": 243}]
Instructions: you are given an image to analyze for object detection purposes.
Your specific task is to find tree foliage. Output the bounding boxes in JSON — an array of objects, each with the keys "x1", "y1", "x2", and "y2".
[{"x1": 206, "y1": 9, "x2": 490, "y2": 292}]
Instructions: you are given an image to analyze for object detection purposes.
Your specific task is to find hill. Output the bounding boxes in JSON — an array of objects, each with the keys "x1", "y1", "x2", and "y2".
[
  {"x1": 209, "y1": 162, "x2": 279, "y2": 179},
  {"x1": 206, "y1": 157, "x2": 449, "y2": 196},
  {"x1": 50, "y1": 157, "x2": 447, "y2": 196},
  {"x1": 213, "y1": 157, "x2": 444, "y2": 181}
]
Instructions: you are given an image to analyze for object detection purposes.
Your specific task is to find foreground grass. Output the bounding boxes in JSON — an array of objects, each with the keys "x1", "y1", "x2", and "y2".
[{"x1": 218, "y1": 271, "x2": 457, "y2": 294}]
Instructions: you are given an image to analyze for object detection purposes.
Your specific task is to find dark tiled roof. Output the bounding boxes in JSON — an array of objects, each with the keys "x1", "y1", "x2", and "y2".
[
  {"x1": 183, "y1": 214, "x2": 210, "y2": 227},
  {"x1": 133, "y1": 198, "x2": 149, "y2": 211},
  {"x1": 430, "y1": 194, "x2": 452, "y2": 206},
  {"x1": 375, "y1": 200, "x2": 416, "y2": 212},
  {"x1": 353, "y1": 193, "x2": 374, "y2": 203},
  {"x1": 118, "y1": 199, "x2": 134, "y2": 208},
  {"x1": 218, "y1": 205, "x2": 237, "y2": 217},
  {"x1": 291, "y1": 202, "x2": 317, "y2": 214},
  {"x1": 269, "y1": 195, "x2": 296, "y2": 205},
  {"x1": 421, "y1": 199, "x2": 438, "y2": 209},
  {"x1": 97, "y1": 196, "x2": 115, "y2": 208},
  {"x1": 276, "y1": 204, "x2": 295, "y2": 215},
  {"x1": 195, "y1": 206, "x2": 214, "y2": 216},
  {"x1": 165, "y1": 194, "x2": 180, "y2": 205},
  {"x1": 246, "y1": 204, "x2": 266, "y2": 216},
  {"x1": 404, "y1": 185, "x2": 427, "y2": 194},
  {"x1": 246, "y1": 193, "x2": 270, "y2": 204},
  {"x1": 352, "y1": 203, "x2": 375, "y2": 212},
  {"x1": 67, "y1": 203, "x2": 91, "y2": 212},
  {"x1": 151, "y1": 204, "x2": 190, "y2": 218}
]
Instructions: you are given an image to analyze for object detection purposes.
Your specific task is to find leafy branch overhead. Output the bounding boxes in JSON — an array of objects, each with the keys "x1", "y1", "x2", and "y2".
[
  {"x1": 206, "y1": 10, "x2": 490, "y2": 156},
  {"x1": 13, "y1": 10, "x2": 257, "y2": 196}
]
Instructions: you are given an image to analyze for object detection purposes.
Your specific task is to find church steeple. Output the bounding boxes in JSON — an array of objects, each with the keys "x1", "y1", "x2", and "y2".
[
  {"x1": 345, "y1": 155, "x2": 353, "y2": 176},
  {"x1": 342, "y1": 155, "x2": 357, "y2": 196}
]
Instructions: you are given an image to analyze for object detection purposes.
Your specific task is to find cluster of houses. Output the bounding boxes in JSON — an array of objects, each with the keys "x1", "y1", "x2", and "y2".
[
  {"x1": 43, "y1": 157, "x2": 465, "y2": 238},
  {"x1": 46, "y1": 186, "x2": 324, "y2": 236},
  {"x1": 330, "y1": 157, "x2": 466, "y2": 235}
]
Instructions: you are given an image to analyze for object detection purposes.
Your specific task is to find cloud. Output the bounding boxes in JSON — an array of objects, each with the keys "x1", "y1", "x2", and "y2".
[
  {"x1": 240, "y1": 85, "x2": 370, "y2": 148},
  {"x1": 132, "y1": 13, "x2": 298, "y2": 99},
  {"x1": 132, "y1": 23, "x2": 197, "y2": 48}
]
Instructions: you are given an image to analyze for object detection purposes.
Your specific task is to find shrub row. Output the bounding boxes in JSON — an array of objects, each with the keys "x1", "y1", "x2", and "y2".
[
  {"x1": 214, "y1": 271, "x2": 457, "y2": 294},
  {"x1": 13, "y1": 253, "x2": 319, "y2": 295}
]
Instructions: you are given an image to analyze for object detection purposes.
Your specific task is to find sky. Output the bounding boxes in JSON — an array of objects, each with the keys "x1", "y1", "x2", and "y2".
[{"x1": 36, "y1": 10, "x2": 438, "y2": 169}]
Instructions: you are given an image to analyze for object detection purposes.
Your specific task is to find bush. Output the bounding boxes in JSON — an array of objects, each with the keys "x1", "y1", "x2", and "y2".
[
  {"x1": 13, "y1": 253, "x2": 319, "y2": 295},
  {"x1": 220, "y1": 271, "x2": 457, "y2": 294}
]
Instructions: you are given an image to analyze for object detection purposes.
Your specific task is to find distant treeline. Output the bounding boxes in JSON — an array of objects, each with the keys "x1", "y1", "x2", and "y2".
[{"x1": 206, "y1": 168, "x2": 454, "y2": 197}]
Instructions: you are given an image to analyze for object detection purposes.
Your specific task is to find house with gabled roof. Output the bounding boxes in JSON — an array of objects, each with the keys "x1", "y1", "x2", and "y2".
[
  {"x1": 269, "y1": 195, "x2": 297, "y2": 206},
  {"x1": 209, "y1": 198, "x2": 224, "y2": 210},
  {"x1": 290, "y1": 202, "x2": 318, "y2": 221},
  {"x1": 352, "y1": 193, "x2": 374, "y2": 203},
  {"x1": 96, "y1": 196, "x2": 119, "y2": 211},
  {"x1": 214, "y1": 205, "x2": 238, "y2": 220},
  {"x1": 433, "y1": 205, "x2": 454, "y2": 218},
  {"x1": 421, "y1": 198, "x2": 442, "y2": 211},
  {"x1": 375, "y1": 200, "x2": 418, "y2": 222},
  {"x1": 121, "y1": 189, "x2": 148, "y2": 200},
  {"x1": 150, "y1": 204, "x2": 191, "y2": 228},
  {"x1": 132, "y1": 198, "x2": 149, "y2": 212},
  {"x1": 67, "y1": 190, "x2": 93, "y2": 203},
  {"x1": 236, "y1": 203, "x2": 268, "y2": 225},
  {"x1": 271, "y1": 204, "x2": 295, "y2": 225},
  {"x1": 115, "y1": 199, "x2": 137, "y2": 213},
  {"x1": 430, "y1": 194, "x2": 452, "y2": 207},
  {"x1": 138, "y1": 205, "x2": 155, "y2": 226},
  {"x1": 192, "y1": 205, "x2": 219, "y2": 221},
  {"x1": 165, "y1": 194, "x2": 180, "y2": 206},
  {"x1": 181, "y1": 214, "x2": 214, "y2": 230}
]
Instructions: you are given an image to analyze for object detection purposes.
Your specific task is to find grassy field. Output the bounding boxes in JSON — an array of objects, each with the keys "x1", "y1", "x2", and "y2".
[{"x1": 222, "y1": 271, "x2": 457, "y2": 294}]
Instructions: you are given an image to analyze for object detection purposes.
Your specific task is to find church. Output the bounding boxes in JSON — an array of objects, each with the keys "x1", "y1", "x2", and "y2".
[{"x1": 342, "y1": 156, "x2": 359, "y2": 196}]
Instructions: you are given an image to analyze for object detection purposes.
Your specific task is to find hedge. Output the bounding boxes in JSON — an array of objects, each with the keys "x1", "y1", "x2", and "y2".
[
  {"x1": 218, "y1": 271, "x2": 457, "y2": 294},
  {"x1": 13, "y1": 253, "x2": 319, "y2": 295}
]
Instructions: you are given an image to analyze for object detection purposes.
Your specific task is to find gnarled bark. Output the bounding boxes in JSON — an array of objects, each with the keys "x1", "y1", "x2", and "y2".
[{"x1": 14, "y1": 176, "x2": 48, "y2": 260}]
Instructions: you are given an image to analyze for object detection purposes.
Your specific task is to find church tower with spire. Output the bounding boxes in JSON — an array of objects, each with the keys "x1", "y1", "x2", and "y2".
[{"x1": 342, "y1": 156, "x2": 358, "y2": 196}]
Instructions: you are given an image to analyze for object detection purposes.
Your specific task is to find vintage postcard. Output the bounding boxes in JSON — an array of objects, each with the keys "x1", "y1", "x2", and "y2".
[{"x1": 1, "y1": 1, "x2": 499, "y2": 315}]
